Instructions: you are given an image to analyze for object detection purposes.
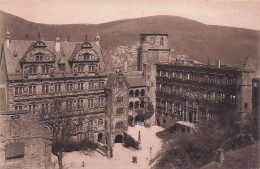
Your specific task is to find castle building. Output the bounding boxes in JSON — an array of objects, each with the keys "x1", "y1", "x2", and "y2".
[
  {"x1": 155, "y1": 59, "x2": 255, "y2": 128},
  {"x1": 0, "y1": 32, "x2": 107, "y2": 143}
]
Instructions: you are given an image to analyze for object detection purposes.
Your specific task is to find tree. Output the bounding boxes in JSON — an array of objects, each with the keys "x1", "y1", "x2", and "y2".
[{"x1": 40, "y1": 99, "x2": 83, "y2": 169}]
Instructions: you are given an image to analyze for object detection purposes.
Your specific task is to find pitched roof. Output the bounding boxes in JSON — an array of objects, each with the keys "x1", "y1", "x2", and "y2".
[
  {"x1": 3, "y1": 39, "x2": 106, "y2": 80},
  {"x1": 126, "y1": 77, "x2": 145, "y2": 87},
  {"x1": 201, "y1": 142, "x2": 260, "y2": 169}
]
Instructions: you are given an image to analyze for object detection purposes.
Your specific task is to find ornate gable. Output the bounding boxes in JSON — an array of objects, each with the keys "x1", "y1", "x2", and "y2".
[
  {"x1": 81, "y1": 42, "x2": 92, "y2": 49},
  {"x1": 33, "y1": 40, "x2": 47, "y2": 48},
  {"x1": 21, "y1": 41, "x2": 55, "y2": 63}
]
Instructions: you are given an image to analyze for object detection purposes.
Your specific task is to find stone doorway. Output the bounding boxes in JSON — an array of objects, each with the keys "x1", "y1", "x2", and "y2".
[
  {"x1": 189, "y1": 112, "x2": 193, "y2": 123},
  {"x1": 98, "y1": 133, "x2": 103, "y2": 142},
  {"x1": 156, "y1": 119, "x2": 160, "y2": 126},
  {"x1": 128, "y1": 116, "x2": 134, "y2": 126},
  {"x1": 135, "y1": 114, "x2": 144, "y2": 122},
  {"x1": 114, "y1": 135, "x2": 123, "y2": 143}
]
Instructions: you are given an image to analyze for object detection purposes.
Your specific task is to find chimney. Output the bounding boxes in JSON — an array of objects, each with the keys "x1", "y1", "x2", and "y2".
[
  {"x1": 55, "y1": 37, "x2": 61, "y2": 52},
  {"x1": 5, "y1": 31, "x2": 10, "y2": 48},
  {"x1": 208, "y1": 60, "x2": 210, "y2": 65},
  {"x1": 215, "y1": 60, "x2": 220, "y2": 68},
  {"x1": 216, "y1": 148, "x2": 225, "y2": 164},
  {"x1": 95, "y1": 33, "x2": 100, "y2": 45}
]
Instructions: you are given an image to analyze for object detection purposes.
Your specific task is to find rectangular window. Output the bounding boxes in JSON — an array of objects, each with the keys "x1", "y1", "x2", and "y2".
[
  {"x1": 28, "y1": 105, "x2": 36, "y2": 113},
  {"x1": 78, "y1": 83, "x2": 84, "y2": 91},
  {"x1": 55, "y1": 84, "x2": 61, "y2": 92},
  {"x1": 42, "y1": 66, "x2": 49, "y2": 74},
  {"x1": 88, "y1": 98, "x2": 94, "y2": 108},
  {"x1": 89, "y1": 65, "x2": 95, "y2": 73},
  {"x1": 15, "y1": 87, "x2": 23, "y2": 96},
  {"x1": 77, "y1": 100, "x2": 83, "y2": 109},
  {"x1": 42, "y1": 85, "x2": 49, "y2": 93},
  {"x1": 29, "y1": 86, "x2": 36, "y2": 95},
  {"x1": 78, "y1": 65, "x2": 84, "y2": 73},
  {"x1": 117, "y1": 97, "x2": 123, "y2": 103},
  {"x1": 116, "y1": 108, "x2": 123, "y2": 115},
  {"x1": 116, "y1": 121, "x2": 124, "y2": 129},
  {"x1": 42, "y1": 103, "x2": 48, "y2": 114},
  {"x1": 66, "y1": 83, "x2": 73, "y2": 91},
  {"x1": 88, "y1": 82, "x2": 94, "y2": 90},
  {"x1": 6, "y1": 142, "x2": 25, "y2": 160}
]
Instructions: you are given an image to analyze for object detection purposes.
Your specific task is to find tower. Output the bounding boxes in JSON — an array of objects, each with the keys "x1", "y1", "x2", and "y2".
[{"x1": 138, "y1": 34, "x2": 171, "y2": 123}]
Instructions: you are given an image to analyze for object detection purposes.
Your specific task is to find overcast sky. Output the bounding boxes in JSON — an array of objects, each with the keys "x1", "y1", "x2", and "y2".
[{"x1": 0, "y1": 0, "x2": 260, "y2": 30}]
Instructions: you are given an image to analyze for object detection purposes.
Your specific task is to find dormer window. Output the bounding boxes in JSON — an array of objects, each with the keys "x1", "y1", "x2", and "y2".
[
  {"x1": 28, "y1": 67, "x2": 36, "y2": 74},
  {"x1": 89, "y1": 65, "x2": 95, "y2": 73},
  {"x1": 78, "y1": 65, "x2": 84, "y2": 73},
  {"x1": 42, "y1": 66, "x2": 49, "y2": 74}
]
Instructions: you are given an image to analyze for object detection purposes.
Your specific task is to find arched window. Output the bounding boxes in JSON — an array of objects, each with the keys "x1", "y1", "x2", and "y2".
[
  {"x1": 140, "y1": 101, "x2": 145, "y2": 108},
  {"x1": 134, "y1": 101, "x2": 139, "y2": 109},
  {"x1": 135, "y1": 90, "x2": 139, "y2": 97},
  {"x1": 160, "y1": 37, "x2": 164, "y2": 45},
  {"x1": 129, "y1": 90, "x2": 134, "y2": 97},
  {"x1": 141, "y1": 89, "x2": 145, "y2": 96},
  {"x1": 129, "y1": 102, "x2": 133, "y2": 110}
]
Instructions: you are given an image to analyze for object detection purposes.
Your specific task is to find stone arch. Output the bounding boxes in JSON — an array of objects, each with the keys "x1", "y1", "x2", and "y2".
[
  {"x1": 141, "y1": 89, "x2": 145, "y2": 96},
  {"x1": 129, "y1": 102, "x2": 134, "y2": 110},
  {"x1": 135, "y1": 90, "x2": 139, "y2": 97},
  {"x1": 129, "y1": 90, "x2": 134, "y2": 97},
  {"x1": 115, "y1": 134, "x2": 123, "y2": 143},
  {"x1": 140, "y1": 101, "x2": 145, "y2": 109},
  {"x1": 135, "y1": 114, "x2": 144, "y2": 122},
  {"x1": 134, "y1": 101, "x2": 139, "y2": 109}
]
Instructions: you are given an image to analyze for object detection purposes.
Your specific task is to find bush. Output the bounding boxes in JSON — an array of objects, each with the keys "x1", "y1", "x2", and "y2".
[
  {"x1": 52, "y1": 139, "x2": 98, "y2": 153},
  {"x1": 123, "y1": 132, "x2": 139, "y2": 150},
  {"x1": 154, "y1": 123, "x2": 227, "y2": 169}
]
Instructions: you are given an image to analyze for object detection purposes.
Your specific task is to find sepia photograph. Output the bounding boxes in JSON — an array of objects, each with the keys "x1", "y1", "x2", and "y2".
[{"x1": 0, "y1": 0, "x2": 259, "y2": 168}]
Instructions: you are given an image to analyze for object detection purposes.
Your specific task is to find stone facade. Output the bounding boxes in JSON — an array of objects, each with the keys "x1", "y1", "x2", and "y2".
[
  {"x1": 105, "y1": 71, "x2": 129, "y2": 146},
  {"x1": 138, "y1": 34, "x2": 171, "y2": 123},
  {"x1": 155, "y1": 60, "x2": 255, "y2": 127},
  {"x1": 0, "y1": 32, "x2": 107, "y2": 143},
  {"x1": 0, "y1": 111, "x2": 52, "y2": 169}
]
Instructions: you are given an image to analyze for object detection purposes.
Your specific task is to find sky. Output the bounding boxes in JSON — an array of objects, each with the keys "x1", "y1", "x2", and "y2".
[{"x1": 0, "y1": 0, "x2": 260, "y2": 30}]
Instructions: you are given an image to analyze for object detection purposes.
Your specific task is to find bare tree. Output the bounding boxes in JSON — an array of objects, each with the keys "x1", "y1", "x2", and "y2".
[{"x1": 41, "y1": 99, "x2": 83, "y2": 169}]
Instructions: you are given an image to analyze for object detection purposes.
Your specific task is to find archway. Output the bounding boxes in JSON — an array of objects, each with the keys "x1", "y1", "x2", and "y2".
[
  {"x1": 115, "y1": 135, "x2": 123, "y2": 143},
  {"x1": 128, "y1": 116, "x2": 134, "y2": 126},
  {"x1": 98, "y1": 133, "x2": 103, "y2": 142},
  {"x1": 156, "y1": 119, "x2": 160, "y2": 126},
  {"x1": 135, "y1": 114, "x2": 144, "y2": 122}
]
